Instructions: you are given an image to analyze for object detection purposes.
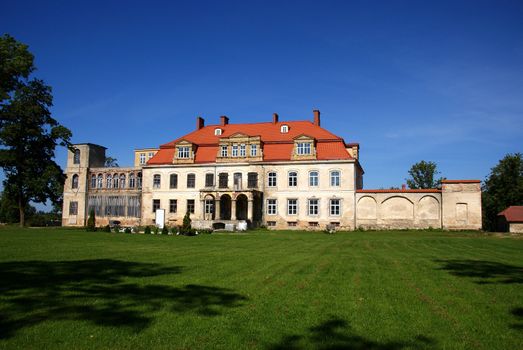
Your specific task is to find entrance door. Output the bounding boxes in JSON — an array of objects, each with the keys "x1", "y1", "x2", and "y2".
[
  {"x1": 220, "y1": 194, "x2": 231, "y2": 220},
  {"x1": 236, "y1": 194, "x2": 248, "y2": 220}
]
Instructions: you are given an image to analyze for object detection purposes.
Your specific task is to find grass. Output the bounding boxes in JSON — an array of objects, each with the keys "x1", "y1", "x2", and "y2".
[{"x1": 0, "y1": 227, "x2": 522, "y2": 350}]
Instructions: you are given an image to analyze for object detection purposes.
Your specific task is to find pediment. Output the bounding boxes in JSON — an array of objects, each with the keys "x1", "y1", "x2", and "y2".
[
  {"x1": 293, "y1": 134, "x2": 315, "y2": 141},
  {"x1": 228, "y1": 132, "x2": 250, "y2": 138},
  {"x1": 175, "y1": 139, "x2": 193, "y2": 146}
]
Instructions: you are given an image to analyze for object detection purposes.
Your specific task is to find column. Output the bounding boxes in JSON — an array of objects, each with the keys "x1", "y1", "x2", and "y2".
[
  {"x1": 231, "y1": 199, "x2": 237, "y2": 220},
  {"x1": 215, "y1": 199, "x2": 220, "y2": 220},
  {"x1": 247, "y1": 199, "x2": 253, "y2": 221},
  {"x1": 200, "y1": 199, "x2": 205, "y2": 220}
]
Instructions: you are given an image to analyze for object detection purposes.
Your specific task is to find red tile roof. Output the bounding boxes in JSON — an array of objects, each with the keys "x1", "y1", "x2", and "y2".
[
  {"x1": 498, "y1": 206, "x2": 523, "y2": 223},
  {"x1": 148, "y1": 120, "x2": 353, "y2": 165},
  {"x1": 441, "y1": 180, "x2": 481, "y2": 184},
  {"x1": 357, "y1": 189, "x2": 442, "y2": 193}
]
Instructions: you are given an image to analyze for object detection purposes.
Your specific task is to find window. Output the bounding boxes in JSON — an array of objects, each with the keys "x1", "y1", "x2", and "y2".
[
  {"x1": 233, "y1": 173, "x2": 242, "y2": 190},
  {"x1": 219, "y1": 173, "x2": 228, "y2": 188},
  {"x1": 137, "y1": 172, "x2": 142, "y2": 188},
  {"x1": 73, "y1": 149, "x2": 80, "y2": 164},
  {"x1": 139, "y1": 153, "x2": 146, "y2": 165},
  {"x1": 72, "y1": 174, "x2": 79, "y2": 189},
  {"x1": 205, "y1": 199, "x2": 214, "y2": 214},
  {"x1": 205, "y1": 173, "x2": 214, "y2": 187},
  {"x1": 178, "y1": 146, "x2": 190, "y2": 158},
  {"x1": 281, "y1": 125, "x2": 289, "y2": 133},
  {"x1": 106, "y1": 175, "x2": 112, "y2": 189},
  {"x1": 250, "y1": 144, "x2": 257, "y2": 157},
  {"x1": 287, "y1": 221, "x2": 297, "y2": 227},
  {"x1": 129, "y1": 174, "x2": 135, "y2": 188},
  {"x1": 309, "y1": 171, "x2": 319, "y2": 187},
  {"x1": 97, "y1": 174, "x2": 103, "y2": 188},
  {"x1": 187, "y1": 173, "x2": 196, "y2": 188},
  {"x1": 120, "y1": 174, "x2": 126, "y2": 189},
  {"x1": 297, "y1": 142, "x2": 311, "y2": 155},
  {"x1": 287, "y1": 199, "x2": 298, "y2": 215},
  {"x1": 267, "y1": 221, "x2": 276, "y2": 227},
  {"x1": 308, "y1": 198, "x2": 319, "y2": 216},
  {"x1": 148, "y1": 152, "x2": 154, "y2": 159},
  {"x1": 247, "y1": 172, "x2": 258, "y2": 188},
  {"x1": 69, "y1": 201, "x2": 78, "y2": 215},
  {"x1": 309, "y1": 222, "x2": 319, "y2": 227},
  {"x1": 221, "y1": 145, "x2": 228, "y2": 157},
  {"x1": 288, "y1": 171, "x2": 297, "y2": 187},
  {"x1": 215, "y1": 128, "x2": 222, "y2": 136},
  {"x1": 153, "y1": 174, "x2": 161, "y2": 189},
  {"x1": 113, "y1": 174, "x2": 119, "y2": 189},
  {"x1": 169, "y1": 199, "x2": 177, "y2": 213},
  {"x1": 330, "y1": 199, "x2": 340, "y2": 216},
  {"x1": 239, "y1": 144, "x2": 246, "y2": 157},
  {"x1": 187, "y1": 199, "x2": 195, "y2": 214},
  {"x1": 170, "y1": 174, "x2": 178, "y2": 189},
  {"x1": 152, "y1": 199, "x2": 160, "y2": 212},
  {"x1": 330, "y1": 171, "x2": 340, "y2": 187},
  {"x1": 268, "y1": 172, "x2": 277, "y2": 187},
  {"x1": 91, "y1": 175, "x2": 96, "y2": 189},
  {"x1": 232, "y1": 144, "x2": 238, "y2": 157},
  {"x1": 267, "y1": 199, "x2": 277, "y2": 215}
]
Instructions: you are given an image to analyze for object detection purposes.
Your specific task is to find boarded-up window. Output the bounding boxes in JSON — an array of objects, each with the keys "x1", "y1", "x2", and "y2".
[{"x1": 456, "y1": 203, "x2": 468, "y2": 223}]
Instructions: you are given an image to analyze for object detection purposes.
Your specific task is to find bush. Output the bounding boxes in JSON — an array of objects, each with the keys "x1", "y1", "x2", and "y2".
[
  {"x1": 153, "y1": 226, "x2": 159, "y2": 235},
  {"x1": 144, "y1": 226, "x2": 151, "y2": 235},
  {"x1": 86, "y1": 209, "x2": 96, "y2": 232},
  {"x1": 182, "y1": 212, "x2": 192, "y2": 233},
  {"x1": 171, "y1": 226, "x2": 179, "y2": 235},
  {"x1": 162, "y1": 226, "x2": 169, "y2": 235},
  {"x1": 199, "y1": 229, "x2": 213, "y2": 234},
  {"x1": 113, "y1": 225, "x2": 121, "y2": 233},
  {"x1": 182, "y1": 228, "x2": 197, "y2": 236},
  {"x1": 124, "y1": 227, "x2": 132, "y2": 234},
  {"x1": 103, "y1": 225, "x2": 111, "y2": 232}
]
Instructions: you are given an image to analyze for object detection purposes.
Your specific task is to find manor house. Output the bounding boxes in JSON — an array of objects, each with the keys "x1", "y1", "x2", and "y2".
[{"x1": 62, "y1": 110, "x2": 482, "y2": 230}]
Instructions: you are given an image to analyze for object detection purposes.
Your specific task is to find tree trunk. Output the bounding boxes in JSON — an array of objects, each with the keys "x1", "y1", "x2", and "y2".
[{"x1": 18, "y1": 196, "x2": 25, "y2": 227}]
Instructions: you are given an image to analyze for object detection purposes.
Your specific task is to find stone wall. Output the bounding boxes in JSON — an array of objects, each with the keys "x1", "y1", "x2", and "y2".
[
  {"x1": 509, "y1": 223, "x2": 523, "y2": 233},
  {"x1": 441, "y1": 180, "x2": 482, "y2": 230}
]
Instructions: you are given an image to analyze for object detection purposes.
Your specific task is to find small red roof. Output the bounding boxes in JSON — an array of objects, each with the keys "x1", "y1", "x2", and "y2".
[
  {"x1": 147, "y1": 119, "x2": 353, "y2": 165},
  {"x1": 357, "y1": 189, "x2": 441, "y2": 193},
  {"x1": 498, "y1": 206, "x2": 523, "y2": 223}
]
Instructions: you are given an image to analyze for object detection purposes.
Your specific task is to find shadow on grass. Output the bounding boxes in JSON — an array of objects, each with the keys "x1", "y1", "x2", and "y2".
[
  {"x1": 269, "y1": 317, "x2": 435, "y2": 350},
  {"x1": 434, "y1": 259, "x2": 523, "y2": 284},
  {"x1": 0, "y1": 259, "x2": 247, "y2": 339},
  {"x1": 511, "y1": 307, "x2": 523, "y2": 331}
]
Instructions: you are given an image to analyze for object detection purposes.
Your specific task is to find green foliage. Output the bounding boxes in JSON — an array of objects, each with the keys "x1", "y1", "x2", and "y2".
[
  {"x1": 161, "y1": 226, "x2": 169, "y2": 235},
  {"x1": 153, "y1": 226, "x2": 159, "y2": 235},
  {"x1": 406, "y1": 160, "x2": 444, "y2": 189},
  {"x1": 0, "y1": 35, "x2": 72, "y2": 226},
  {"x1": 104, "y1": 156, "x2": 119, "y2": 167},
  {"x1": 144, "y1": 226, "x2": 151, "y2": 235},
  {"x1": 0, "y1": 190, "x2": 35, "y2": 223},
  {"x1": 171, "y1": 226, "x2": 178, "y2": 235},
  {"x1": 482, "y1": 153, "x2": 523, "y2": 231},
  {"x1": 103, "y1": 225, "x2": 111, "y2": 232},
  {"x1": 124, "y1": 227, "x2": 132, "y2": 234},
  {"x1": 182, "y1": 212, "x2": 192, "y2": 233},
  {"x1": 113, "y1": 225, "x2": 120, "y2": 233},
  {"x1": 86, "y1": 209, "x2": 96, "y2": 232}
]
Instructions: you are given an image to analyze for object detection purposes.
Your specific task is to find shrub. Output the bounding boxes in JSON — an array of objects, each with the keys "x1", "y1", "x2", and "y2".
[
  {"x1": 162, "y1": 226, "x2": 169, "y2": 235},
  {"x1": 199, "y1": 229, "x2": 213, "y2": 234},
  {"x1": 103, "y1": 225, "x2": 111, "y2": 232},
  {"x1": 113, "y1": 225, "x2": 121, "y2": 233},
  {"x1": 182, "y1": 212, "x2": 192, "y2": 233},
  {"x1": 86, "y1": 209, "x2": 96, "y2": 232},
  {"x1": 171, "y1": 226, "x2": 179, "y2": 235},
  {"x1": 124, "y1": 227, "x2": 132, "y2": 234},
  {"x1": 153, "y1": 226, "x2": 159, "y2": 235},
  {"x1": 144, "y1": 226, "x2": 151, "y2": 235}
]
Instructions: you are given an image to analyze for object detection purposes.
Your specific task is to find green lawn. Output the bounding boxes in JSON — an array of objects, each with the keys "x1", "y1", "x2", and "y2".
[{"x1": 0, "y1": 228, "x2": 522, "y2": 350}]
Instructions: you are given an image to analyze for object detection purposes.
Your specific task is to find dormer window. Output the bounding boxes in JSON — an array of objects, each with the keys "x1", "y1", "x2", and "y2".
[
  {"x1": 281, "y1": 125, "x2": 289, "y2": 133},
  {"x1": 297, "y1": 142, "x2": 311, "y2": 155},
  {"x1": 215, "y1": 128, "x2": 222, "y2": 136},
  {"x1": 178, "y1": 146, "x2": 190, "y2": 158}
]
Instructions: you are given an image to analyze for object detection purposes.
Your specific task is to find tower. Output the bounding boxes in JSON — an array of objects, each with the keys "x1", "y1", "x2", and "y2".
[{"x1": 62, "y1": 143, "x2": 106, "y2": 226}]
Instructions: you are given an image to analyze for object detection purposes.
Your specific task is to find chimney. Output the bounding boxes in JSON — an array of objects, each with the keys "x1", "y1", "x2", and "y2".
[
  {"x1": 313, "y1": 109, "x2": 321, "y2": 126},
  {"x1": 220, "y1": 115, "x2": 229, "y2": 126},
  {"x1": 196, "y1": 116, "x2": 205, "y2": 130},
  {"x1": 272, "y1": 113, "x2": 279, "y2": 124},
  {"x1": 401, "y1": 184, "x2": 406, "y2": 190}
]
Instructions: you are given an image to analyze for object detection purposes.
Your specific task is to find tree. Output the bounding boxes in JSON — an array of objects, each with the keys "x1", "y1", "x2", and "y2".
[
  {"x1": 482, "y1": 153, "x2": 523, "y2": 231},
  {"x1": 0, "y1": 190, "x2": 35, "y2": 224},
  {"x1": 104, "y1": 156, "x2": 119, "y2": 167},
  {"x1": 406, "y1": 160, "x2": 444, "y2": 189},
  {"x1": 0, "y1": 35, "x2": 72, "y2": 227},
  {"x1": 86, "y1": 209, "x2": 96, "y2": 232}
]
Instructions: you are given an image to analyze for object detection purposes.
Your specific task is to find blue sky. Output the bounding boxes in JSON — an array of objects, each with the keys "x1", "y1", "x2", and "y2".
[{"x1": 2, "y1": 0, "x2": 522, "y2": 198}]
